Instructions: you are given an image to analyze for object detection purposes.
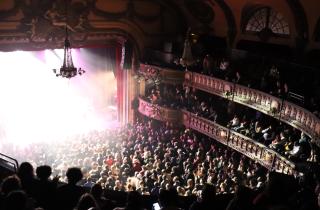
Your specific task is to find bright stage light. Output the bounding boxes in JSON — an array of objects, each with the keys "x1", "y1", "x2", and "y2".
[{"x1": 0, "y1": 49, "x2": 118, "y2": 146}]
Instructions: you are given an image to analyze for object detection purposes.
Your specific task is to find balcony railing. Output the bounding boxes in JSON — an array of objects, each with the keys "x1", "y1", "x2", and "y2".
[
  {"x1": 184, "y1": 71, "x2": 320, "y2": 147},
  {"x1": 138, "y1": 97, "x2": 296, "y2": 175},
  {"x1": 138, "y1": 98, "x2": 182, "y2": 123},
  {"x1": 140, "y1": 63, "x2": 185, "y2": 84}
]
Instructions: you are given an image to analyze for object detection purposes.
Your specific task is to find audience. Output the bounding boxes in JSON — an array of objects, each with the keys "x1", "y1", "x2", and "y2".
[{"x1": 0, "y1": 120, "x2": 274, "y2": 209}]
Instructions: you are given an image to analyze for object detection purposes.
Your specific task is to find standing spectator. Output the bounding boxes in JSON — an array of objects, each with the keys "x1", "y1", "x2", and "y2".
[
  {"x1": 34, "y1": 165, "x2": 58, "y2": 210},
  {"x1": 56, "y1": 167, "x2": 86, "y2": 210},
  {"x1": 189, "y1": 184, "x2": 216, "y2": 210}
]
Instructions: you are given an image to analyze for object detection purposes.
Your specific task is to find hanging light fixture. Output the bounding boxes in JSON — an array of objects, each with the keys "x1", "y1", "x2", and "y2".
[
  {"x1": 180, "y1": 28, "x2": 195, "y2": 69},
  {"x1": 53, "y1": 1, "x2": 85, "y2": 79}
]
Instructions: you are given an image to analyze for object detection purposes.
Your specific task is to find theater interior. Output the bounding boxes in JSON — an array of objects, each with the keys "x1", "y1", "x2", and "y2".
[{"x1": 0, "y1": 0, "x2": 320, "y2": 210}]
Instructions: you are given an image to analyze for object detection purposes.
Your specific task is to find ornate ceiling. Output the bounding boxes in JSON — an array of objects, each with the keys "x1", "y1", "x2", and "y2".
[
  {"x1": 0, "y1": 0, "x2": 188, "y2": 52},
  {"x1": 0, "y1": 0, "x2": 319, "y2": 54}
]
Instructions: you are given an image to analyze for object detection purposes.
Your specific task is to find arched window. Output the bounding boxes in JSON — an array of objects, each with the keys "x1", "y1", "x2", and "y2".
[
  {"x1": 245, "y1": 7, "x2": 290, "y2": 36},
  {"x1": 245, "y1": 8, "x2": 268, "y2": 32}
]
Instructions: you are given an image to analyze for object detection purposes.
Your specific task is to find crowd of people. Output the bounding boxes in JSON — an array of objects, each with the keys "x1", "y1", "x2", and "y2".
[
  {"x1": 1, "y1": 119, "x2": 320, "y2": 210},
  {"x1": 1, "y1": 120, "x2": 272, "y2": 210},
  {"x1": 1, "y1": 49, "x2": 319, "y2": 209}
]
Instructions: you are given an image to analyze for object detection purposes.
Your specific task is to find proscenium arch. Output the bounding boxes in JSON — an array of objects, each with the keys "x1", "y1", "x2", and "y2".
[{"x1": 81, "y1": 28, "x2": 142, "y2": 62}]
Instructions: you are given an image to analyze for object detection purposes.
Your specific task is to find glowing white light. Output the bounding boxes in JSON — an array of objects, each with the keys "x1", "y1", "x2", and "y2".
[{"x1": 0, "y1": 49, "x2": 118, "y2": 146}]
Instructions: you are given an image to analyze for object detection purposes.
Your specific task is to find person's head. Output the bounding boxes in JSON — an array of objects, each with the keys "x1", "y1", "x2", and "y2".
[
  {"x1": 1, "y1": 175, "x2": 21, "y2": 196},
  {"x1": 36, "y1": 165, "x2": 52, "y2": 180},
  {"x1": 90, "y1": 183, "x2": 103, "y2": 198},
  {"x1": 126, "y1": 191, "x2": 143, "y2": 208},
  {"x1": 17, "y1": 162, "x2": 34, "y2": 179},
  {"x1": 76, "y1": 193, "x2": 98, "y2": 210},
  {"x1": 4, "y1": 190, "x2": 28, "y2": 210},
  {"x1": 159, "y1": 188, "x2": 178, "y2": 207},
  {"x1": 201, "y1": 183, "x2": 216, "y2": 202},
  {"x1": 66, "y1": 167, "x2": 83, "y2": 184}
]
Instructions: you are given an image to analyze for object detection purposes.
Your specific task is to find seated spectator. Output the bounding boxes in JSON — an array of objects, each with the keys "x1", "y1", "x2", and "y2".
[
  {"x1": 269, "y1": 132, "x2": 287, "y2": 153},
  {"x1": 234, "y1": 116, "x2": 249, "y2": 133},
  {"x1": 251, "y1": 121, "x2": 263, "y2": 140},
  {"x1": 219, "y1": 58, "x2": 229, "y2": 71},
  {"x1": 228, "y1": 115, "x2": 240, "y2": 129},
  {"x1": 260, "y1": 125, "x2": 275, "y2": 145},
  {"x1": 283, "y1": 137, "x2": 294, "y2": 154}
]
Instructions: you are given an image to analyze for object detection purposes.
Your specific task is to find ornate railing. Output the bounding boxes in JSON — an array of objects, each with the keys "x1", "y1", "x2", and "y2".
[
  {"x1": 182, "y1": 111, "x2": 295, "y2": 175},
  {"x1": 138, "y1": 97, "x2": 296, "y2": 175},
  {"x1": 138, "y1": 98, "x2": 182, "y2": 123},
  {"x1": 140, "y1": 63, "x2": 185, "y2": 84},
  {"x1": 184, "y1": 71, "x2": 320, "y2": 147}
]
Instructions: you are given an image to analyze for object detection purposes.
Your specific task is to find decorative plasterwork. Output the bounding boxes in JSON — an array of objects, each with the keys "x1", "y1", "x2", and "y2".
[{"x1": 0, "y1": 0, "x2": 186, "y2": 52}]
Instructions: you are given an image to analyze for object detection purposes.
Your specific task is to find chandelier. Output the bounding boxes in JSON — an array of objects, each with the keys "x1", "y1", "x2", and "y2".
[
  {"x1": 53, "y1": 2, "x2": 85, "y2": 78},
  {"x1": 179, "y1": 28, "x2": 195, "y2": 69}
]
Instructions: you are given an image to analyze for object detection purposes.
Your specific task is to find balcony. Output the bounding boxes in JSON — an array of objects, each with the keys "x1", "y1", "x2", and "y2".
[
  {"x1": 184, "y1": 71, "x2": 320, "y2": 148},
  {"x1": 138, "y1": 98, "x2": 182, "y2": 123},
  {"x1": 137, "y1": 63, "x2": 320, "y2": 148},
  {"x1": 137, "y1": 97, "x2": 296, "y2": 175},
  {"x1": 139, "y1": 63, "x2": 185, "y2": 84}
]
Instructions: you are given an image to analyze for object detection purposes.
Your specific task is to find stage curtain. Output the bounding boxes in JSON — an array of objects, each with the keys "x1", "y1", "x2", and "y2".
[{"x1": 115, "y1": 45, "x2": 124, "y2": 122}]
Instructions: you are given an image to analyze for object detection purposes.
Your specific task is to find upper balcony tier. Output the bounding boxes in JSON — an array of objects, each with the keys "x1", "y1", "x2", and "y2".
[{"x1": 138, "y1": 63, "x2": 320, "y2": 148}]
